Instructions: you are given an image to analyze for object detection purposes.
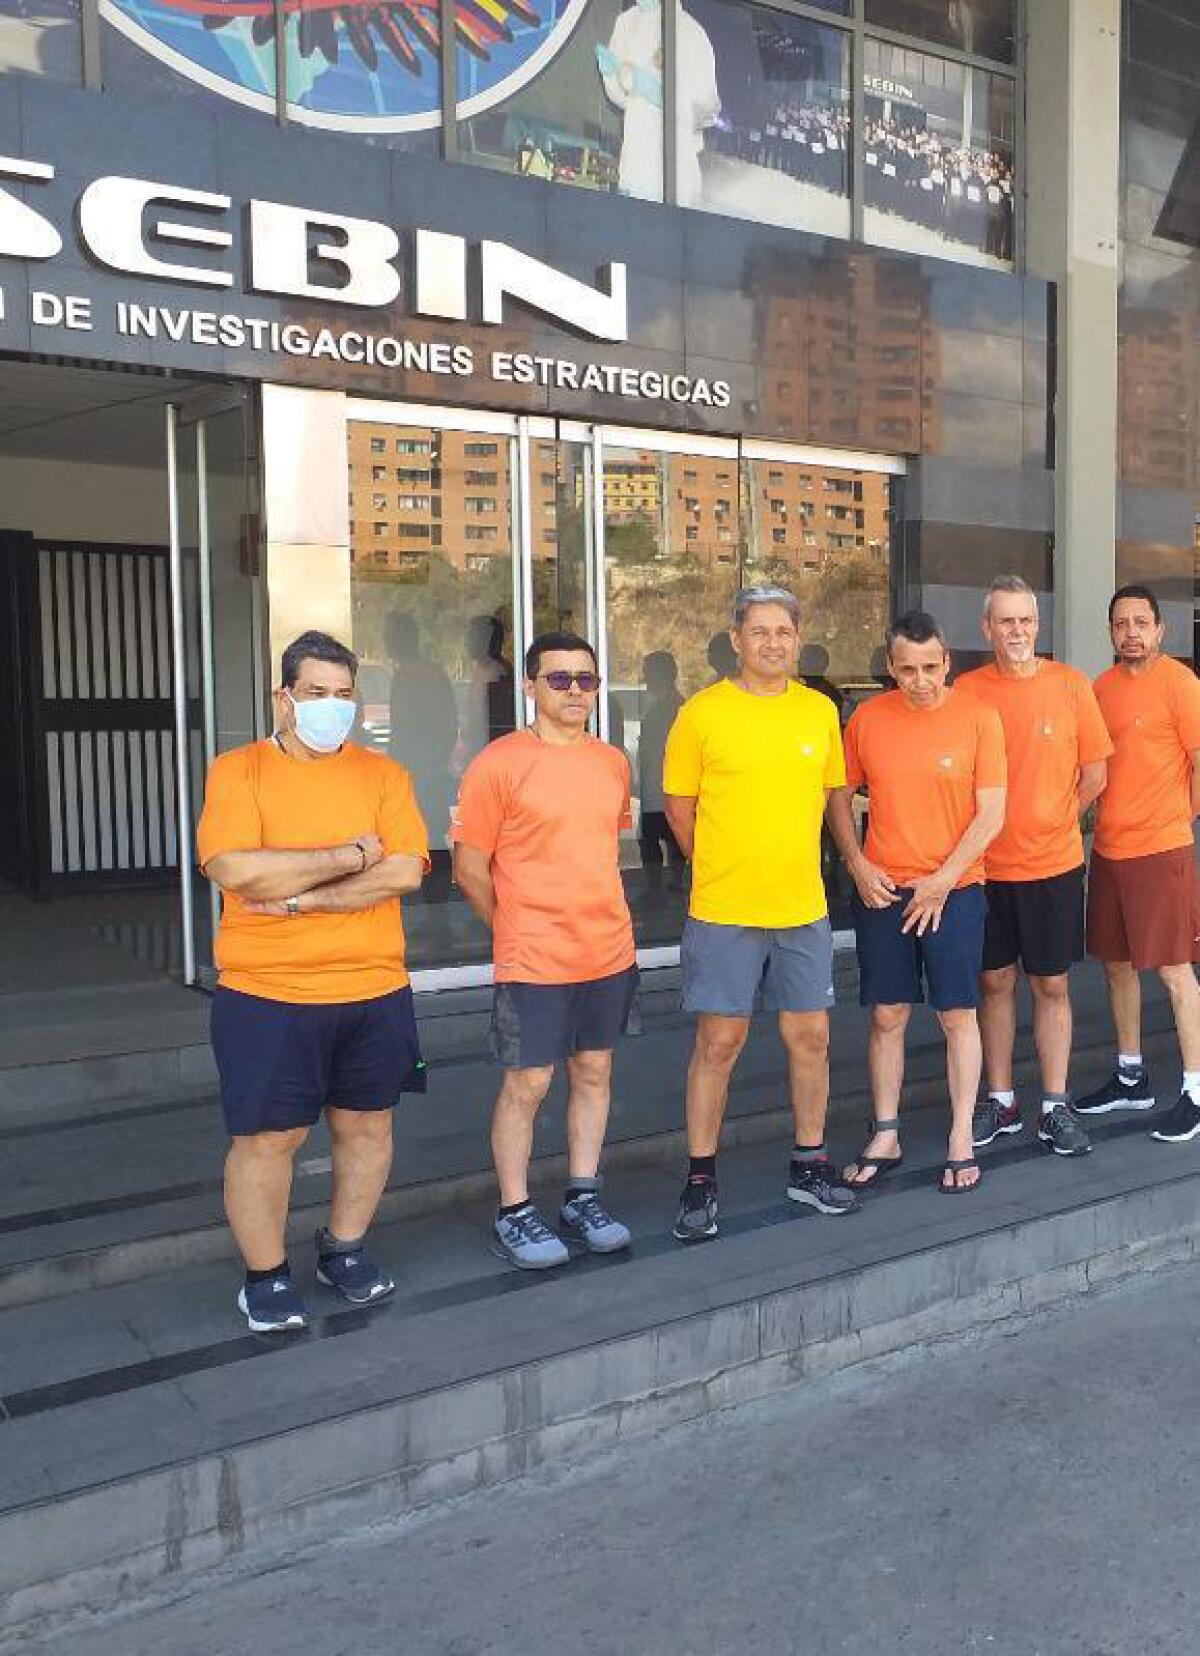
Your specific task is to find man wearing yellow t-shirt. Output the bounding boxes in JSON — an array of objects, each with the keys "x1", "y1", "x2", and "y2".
[
  {"x1": 198, "y1": 631, "x2": 429, "y2": 1333},
  {"x1": 663, "y1": 586, "x2": 860, "y2": 1242}
]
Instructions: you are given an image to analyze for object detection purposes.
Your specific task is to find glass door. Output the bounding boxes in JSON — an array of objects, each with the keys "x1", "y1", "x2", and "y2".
[
  {"x1": 338, "y1": 397, "x2": 905, "y2": 978},
  {"x1": 166, "y1": 390, "x2": 263, "y2": 987},
  {"x1": 344, "y1": 404, "x2": 525, "y2": 977},
  {"x1": 596, "y1": 427, "x2": 743, "y2": 949}
]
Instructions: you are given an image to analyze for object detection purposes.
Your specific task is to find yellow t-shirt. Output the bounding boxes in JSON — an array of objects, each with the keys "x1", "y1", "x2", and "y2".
[{"x1": 663, "y1": 679, "x2": 845, "y2": 928}]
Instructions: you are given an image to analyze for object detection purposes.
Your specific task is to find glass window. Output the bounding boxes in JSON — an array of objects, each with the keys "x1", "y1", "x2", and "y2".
[
  {"x1": 863, "y1": 39, "x2": 1015, "y2": 267},
  {"x1": 683, "y1": 0, "x2": 851, "y2": 230},
  {"x1": 864, "y1": 0, "x2": 1015, "y2": 65},
  {"x1": 457, "y1": 0, "x2": 663, "y2": 202},
  {"x1": 348, "y1": 420, "x2": 520, "y2": 971},
  {"x1": 282, "y1": 0, "x2": 437, "y2": 145},
  {"x1": 601, "y1": 446, "x2": 742, "y2": 944},
  {"x1": 0, "y1": 0, "x2": 82, "y2": 82},
  {"x1": 102, "y1": 0, "x2": 277, "y2": 114}
]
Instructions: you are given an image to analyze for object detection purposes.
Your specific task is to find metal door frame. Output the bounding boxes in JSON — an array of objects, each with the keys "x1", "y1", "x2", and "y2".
[{"x1": 166, "y1": 387, "x2": 256, "y2": 987}]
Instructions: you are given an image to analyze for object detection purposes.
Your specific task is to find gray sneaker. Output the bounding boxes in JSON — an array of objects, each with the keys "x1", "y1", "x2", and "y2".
[
  {"x1": 1037, "y1": 1103, "x2": 1092, "y2": 1157},
  {"x1": 559, "y1": 1187, "x2": 632, "y2": 1253},
  {"x1": 493, "y1": 1204, "x2": 569, "y2": 1270}
]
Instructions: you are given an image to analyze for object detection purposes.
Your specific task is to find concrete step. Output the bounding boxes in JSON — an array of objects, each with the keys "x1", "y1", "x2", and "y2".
[
  {"x1": 1, "y1": 1107, "x2": 1197, "y2": 1636},
  {"x1": 0, "y1": 970, "x2": 1171, "y2": 1312}
]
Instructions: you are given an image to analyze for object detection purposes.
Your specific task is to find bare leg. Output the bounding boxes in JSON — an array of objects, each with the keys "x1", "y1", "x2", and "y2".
[
  {"x1": 778, "y1": 1010, "x2": 830, "y2": 1147},
  {"x1": 224, "y1": 1126, "x2": 309, "y2": 1270},
  {"x1": 939, "y1": 1007, "x2": 982, "y2": 1189},
  {"x1": 564, "y1": 1049, "x2": 614, "y2": 1179},
  {"x1": 491, "y1": 1065, "x2": 555, "y2": 1206},
  {"x1": 1159, "y1": 964, "x2": 1200, "y2": 1071},
  {"x1": 1028, "y1": 974, "x2": 1072, "y2": 1096},
  {"x1": 979, "y1": 965, "x2": 1018, "y2": 1094},
  {"x1": 685, "y1": 1015, "x2": 750, "y2": 1156},
  {"x1": 1103, "y1": 960, "x2": 1142, "y2": 1054},
  {"x1": 327, "y1": 1107, "x2": 394, "y2": 1241},
  {"x1": 844, "y1": 1003, "x2": 909, "y2": 1183}
]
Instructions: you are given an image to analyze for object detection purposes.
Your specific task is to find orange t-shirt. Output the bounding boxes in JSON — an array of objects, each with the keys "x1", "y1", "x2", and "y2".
[
  {"x1": 452, "y1": 730, "x2": 635, "y2": 986},
  {"x1": 843, "y1": 688, "x2": 1007, "y2": 888},
  {"x1": 956, "y1": 660, "x2": 1113, "y2": 881},
  {"x1": 196, "y1": 739, "x2": 429, "y2": 1004},
  {"x1": 1093, "y1": 655, "x2": 1200, "y2": 860}
]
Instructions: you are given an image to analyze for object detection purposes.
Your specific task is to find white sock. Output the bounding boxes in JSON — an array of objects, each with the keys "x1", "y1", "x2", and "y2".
[
  {"x1": 1118, "y1": 1053, "x2": 1144, "y2": 1080},
  {"x1": 1183, "y1": 1071, "x2": 1200, "y2": 1102},
  {"x1": 1041, "y1": 1093, "x2": 1069, "y2": 1117},
  {"x1": 988, "y1": 1090, "x2": 1015, "y2": 1108}
]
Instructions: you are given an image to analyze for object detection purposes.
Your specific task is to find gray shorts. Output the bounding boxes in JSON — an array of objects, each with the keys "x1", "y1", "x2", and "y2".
[{"x1": 680, "y1": 917, "x2": 835, "y2": 1016}]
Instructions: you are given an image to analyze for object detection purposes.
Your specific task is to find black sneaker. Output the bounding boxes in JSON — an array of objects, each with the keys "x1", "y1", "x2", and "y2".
[
  {"x1": 972, "y1": 1097, "x2": 1023, "y2": 1147},
  {"x1": 315, "y1": 1234, "x2": 396, "y2": 1304},
  {"x1": 1149, "y1": 1092, "x2": 1200, "y2": 1143},
  {"x1": 237, "y1": 1272, "x2": 308, "y2": 1333},
  {"x1": 673, "y1": 1175, "x2": 718, "y2": 1243},
  {"x1": 786, "y1": 1157, "x2": 861, "y2": 1215},
  {"x1": 1074, "y1": 1069, "x2": 1155, "y2": 1115},
  {"x1": 1037, "y1": 1103, "x2": 1092, "y2": 1157}
]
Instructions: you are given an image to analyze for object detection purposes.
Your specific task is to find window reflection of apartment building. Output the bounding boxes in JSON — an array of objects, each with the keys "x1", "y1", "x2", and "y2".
[
  {"x1": 347, "y1": 424, "x2": 558, "y2": 577},
  {"x1": 755, "y1": 255, "x2": 938, "y2": 457},
  {"x1": 751, "y1": 466, "x2": 891, "y2": 573},
  {"x1": 1118, "y1": 313, "x2": 1194, "y2": 491}
]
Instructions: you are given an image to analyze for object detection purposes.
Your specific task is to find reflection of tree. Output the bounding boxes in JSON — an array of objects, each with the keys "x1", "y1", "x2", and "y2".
[{"x1": 605, "y1": 547, "x2": 889, "y2": 696}]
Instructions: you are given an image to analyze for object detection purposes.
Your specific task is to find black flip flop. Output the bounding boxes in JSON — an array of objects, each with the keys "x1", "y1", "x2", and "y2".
[
  {"x1": 846, "y1": 1116, "x2": 904, "y2": 1190},
  {"x1": 939, "y1": 1156, "x2": 982, "y2": 1195}
]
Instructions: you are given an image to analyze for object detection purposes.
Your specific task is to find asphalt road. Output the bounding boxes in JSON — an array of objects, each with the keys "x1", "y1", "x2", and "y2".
[{"x1": 13, "y1": 1262, "x2": 1200, "y2": 1656}]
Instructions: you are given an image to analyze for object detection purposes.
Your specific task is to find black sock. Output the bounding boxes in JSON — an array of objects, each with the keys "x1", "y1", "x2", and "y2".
[
  {"x1": 246, "y1": 1260, "x2": 288, "y2": 1285},
  {"x1": 317, "y1": 1227, "x2": 363, "y2": 1259},
  {"x1": 689, "y1": 1155, "x2": 717, "y2": 1181},
  {"x1": 498, "y1": 1198, "x2": 531, "y2": 1218},
  {"x1": 793, "y1": 1142, "x2": 827, "y2": 1162}
]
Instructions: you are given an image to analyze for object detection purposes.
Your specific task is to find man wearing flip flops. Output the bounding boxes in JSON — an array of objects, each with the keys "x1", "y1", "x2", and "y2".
[{"x1": 827, "y1": 611, "x2": 1007, "y2": 1194}]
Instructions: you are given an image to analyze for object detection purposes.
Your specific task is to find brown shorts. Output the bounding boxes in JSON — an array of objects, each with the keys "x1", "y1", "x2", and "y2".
[{"x1": 1086, "y1": 846, "x2": 1200, "y2": 969}]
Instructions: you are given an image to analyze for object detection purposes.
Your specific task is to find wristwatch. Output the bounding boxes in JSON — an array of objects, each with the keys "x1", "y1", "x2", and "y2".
[{"x1": 284, "y1": 896, "x2": 301, "y2": 917}]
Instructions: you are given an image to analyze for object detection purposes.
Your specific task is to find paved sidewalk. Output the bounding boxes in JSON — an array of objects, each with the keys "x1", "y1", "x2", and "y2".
[{"x1": 23, "y1": 1255, "x2": 1197, "y2": 1656}]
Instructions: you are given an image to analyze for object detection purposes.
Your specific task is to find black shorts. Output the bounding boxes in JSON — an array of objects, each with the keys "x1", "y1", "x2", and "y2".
[
  {"x1": 983, "y1": 865, "x2": 1085, "y2": 978},
  {"x1": 211, "y1": 986, "x2": 426, "y2": 1136},
  {"x1": 490, "y1": 965, "x2": 640, "y2": 1070}
]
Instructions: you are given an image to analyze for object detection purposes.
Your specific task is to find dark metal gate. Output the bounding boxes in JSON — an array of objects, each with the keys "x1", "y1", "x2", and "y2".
[{"x1": 0, "y1": 533, "x2": 198, "y2": 896}]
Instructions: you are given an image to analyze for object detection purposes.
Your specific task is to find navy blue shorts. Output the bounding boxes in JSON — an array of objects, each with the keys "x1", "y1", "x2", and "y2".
[
  {"x1": 853, "y1": 885, "x2": 986, "y2": 1011},
  {"x1": 211, "y1": 986, "x2": 426, "y2": 1136},
  {"x1": 490, "y1": 966, "x2": 640, "y2": 1070}
]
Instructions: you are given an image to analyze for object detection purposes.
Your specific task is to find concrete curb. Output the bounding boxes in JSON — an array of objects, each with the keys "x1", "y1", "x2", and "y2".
[{"x1": 2, "y1": 1166, "x2": 1197, "y2": 1636}]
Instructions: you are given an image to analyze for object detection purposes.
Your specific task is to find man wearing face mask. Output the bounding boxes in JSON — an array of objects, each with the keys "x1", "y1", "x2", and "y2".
[{"x1": 198, "y1": 631, "x2": 429, "y2": 1333}]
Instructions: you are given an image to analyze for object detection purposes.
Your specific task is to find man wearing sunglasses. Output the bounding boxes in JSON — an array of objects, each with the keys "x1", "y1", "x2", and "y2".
[
  {"x1": 664, "y1": 586, "x2": 860, "y2": 1242},
  {"x1": 454, "y1": 632, "x2": 638, "y2": 1269}
]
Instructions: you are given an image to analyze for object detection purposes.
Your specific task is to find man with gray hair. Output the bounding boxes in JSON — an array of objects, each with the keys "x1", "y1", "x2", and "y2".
[
  {"x1": 663, "y1": 586, "x2": 860, "y2": 1242},
  {"x1": 957, "y1": 576, "x2": 1111, "y2": 1157}
]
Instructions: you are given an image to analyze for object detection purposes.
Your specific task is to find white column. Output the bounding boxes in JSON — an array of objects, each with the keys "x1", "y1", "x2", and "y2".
[{"x1": 1024, "y1": 0, "x2": 1121, "y2": 676}]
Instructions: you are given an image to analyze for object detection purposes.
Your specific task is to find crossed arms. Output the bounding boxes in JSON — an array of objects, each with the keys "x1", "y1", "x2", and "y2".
[{"x1": 203, "y1": 834, "x2": 425, "y2": 915}]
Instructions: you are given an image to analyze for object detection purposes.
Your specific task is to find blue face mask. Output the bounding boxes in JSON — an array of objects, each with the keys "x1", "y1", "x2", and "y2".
[{"x1": 287, "y1": 691, "x2": 356, "y2": 754}]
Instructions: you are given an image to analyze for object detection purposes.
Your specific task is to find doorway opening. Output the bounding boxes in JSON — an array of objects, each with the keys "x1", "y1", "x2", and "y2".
[{"x1": 0, "y1": 360, "x2": 259, "y2": 1058}]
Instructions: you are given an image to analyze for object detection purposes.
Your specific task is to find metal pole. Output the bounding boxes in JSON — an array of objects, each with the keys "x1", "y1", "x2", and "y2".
[
  {"x1": 195, "y1": 419, "x2": 222, "y2": 965},
  {"x1": 511, "y1": 425, "x2": 533, "y2": 730},
  {"x1": 166, "y1": 404, "x2": 197, "y2": 986},
  {"x1": 591, "y1": 427, "x2": 610, "y2": 744}
]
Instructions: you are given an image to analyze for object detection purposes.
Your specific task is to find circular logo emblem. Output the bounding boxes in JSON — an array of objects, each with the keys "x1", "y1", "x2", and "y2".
[{"x1": 101, "y1": 0, "x2": 588, "y2": 133}]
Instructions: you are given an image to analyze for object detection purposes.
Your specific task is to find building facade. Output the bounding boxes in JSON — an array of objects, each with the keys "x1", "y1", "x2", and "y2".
[{"x1": 0, "y1": 0, "x2": 1191, "y2": 1000}]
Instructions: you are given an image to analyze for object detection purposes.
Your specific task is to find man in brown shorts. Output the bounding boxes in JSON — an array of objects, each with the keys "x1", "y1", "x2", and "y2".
[{"x1": 1076, "y1": 585, "x2": 1200, "y2": 1141}]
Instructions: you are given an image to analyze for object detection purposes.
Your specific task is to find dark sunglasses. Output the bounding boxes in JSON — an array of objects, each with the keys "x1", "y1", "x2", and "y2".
[{"x1": 539, "y1": 670, "x2": 601, "y2": 692}]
